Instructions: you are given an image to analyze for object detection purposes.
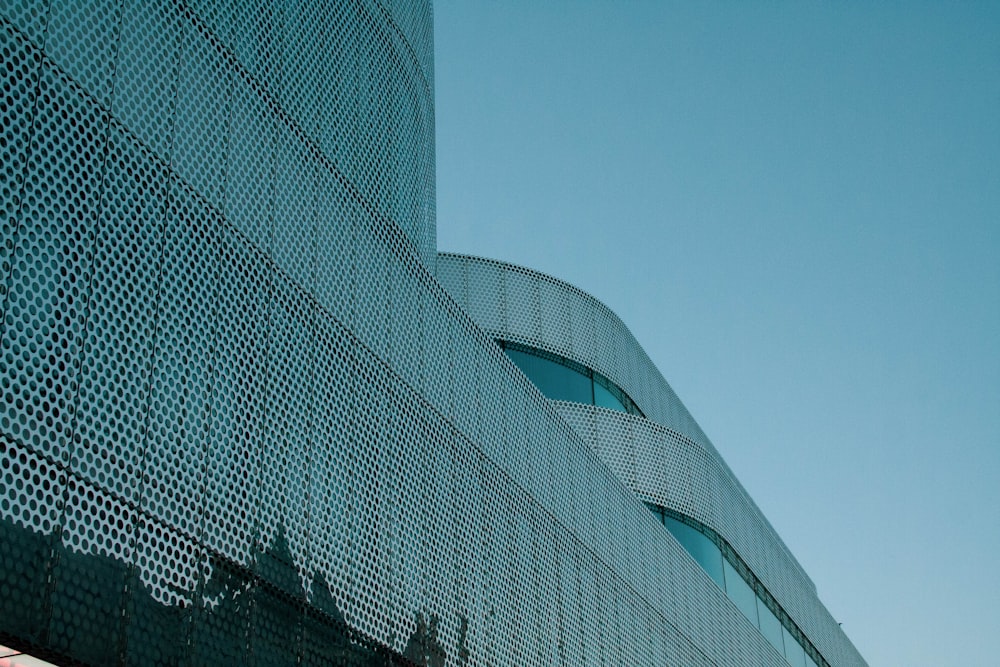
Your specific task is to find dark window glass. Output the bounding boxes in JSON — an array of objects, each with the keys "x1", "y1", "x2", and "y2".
[
  {"x1": 499, "y1": 341, "x2": 642, "y2": 416},
  {"x1": 783, "y1": 627, "x2": 807, "y2": 667},
  {"x1": 594, "y1": 380, "x2": 627, "y2": 412},
  {"x1": 652, "y1": 507, "x2": 825, "y2": 667},
  {"x1": 504, "y1": 348, "x2": 593, "y2": 404},
  {"x1": 757, "y1": 595, "x2": 785, "y2": 655},
  {"x1": 723, "y1": 559, "x2": 758, "y2": 626},
  {"x1": 665, "y1": 517, "x2": 725, "y2": 589},
  {"x1": 644, "y1": 502, "x2": 666, "y2": 525}
]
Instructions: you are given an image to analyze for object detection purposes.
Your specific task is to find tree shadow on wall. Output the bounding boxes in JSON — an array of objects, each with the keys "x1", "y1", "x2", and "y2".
[
  {"x1": 0, "y1": 515, "x2": 425, "y2": 666},
  {"x1": 403, "y1": 611, "x2": 446, "y2": 667}
]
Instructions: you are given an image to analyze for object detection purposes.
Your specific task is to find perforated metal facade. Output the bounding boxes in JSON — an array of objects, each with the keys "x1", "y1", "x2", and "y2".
[
  {"x1": 1, "y1": 2, "x2": 865, "y2": 666},
  {"x1": 437, "y1": 254, "x2": 868, "y2": 667}
]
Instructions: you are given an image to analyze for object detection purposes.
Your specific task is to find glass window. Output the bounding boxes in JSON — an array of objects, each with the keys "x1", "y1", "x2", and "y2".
[
  {"x1": 723, "y1": 559, "x2": 758, "y2": 626},
  {"x1": 648, "y1": 506, "x2": 824, "y2": 667},
  {"x1": 645, "y1": 502, "x2": 666, "y2": 525},
  {"x1": 757, "y1": 595, "x2": 785, "y2": 656},
  {"x1": 500, "y1": 341, "x2": 643, "y2": 415},
  {"x1": 782, "y1": 627, "x2": 807, "y2": 666},
  {"x1": 594, "y1": 380, "x2": 627, "y2": 412},
  {"x1": 504, "y1": 348, "x2": 593, "y2": 404},
  {"x1": 665, "y1": 517, "x2": 725, "y2": 589}
]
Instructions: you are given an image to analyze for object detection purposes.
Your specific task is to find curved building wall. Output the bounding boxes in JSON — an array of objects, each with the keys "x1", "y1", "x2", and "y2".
[
  {"x1": 555, "y1": 403, "x2": 865, "y2": 667},
  {"x1": 436, "y1": 252, "x2": 710, "y2": 446},
  {"x1": 0, "y1": 3, "x2": 864, "y2": 667},
  {"x1": 437, "y1": 253, "x2": 866, "y2": 667}
]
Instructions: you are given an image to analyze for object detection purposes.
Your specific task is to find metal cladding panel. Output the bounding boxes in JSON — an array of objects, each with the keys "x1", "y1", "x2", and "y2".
[
  {"x1": 0, "y1": 3, "x2": 865, "y2": 666},
  {"x1": 554, "y1": 402, "x2": 868, "y2": 667},
  {"x1": 437, "y1": 254, "x2": 865, "y2": 666},
  {"x1": 437, "y1": 253, "x2": 713, "y2": 448}
]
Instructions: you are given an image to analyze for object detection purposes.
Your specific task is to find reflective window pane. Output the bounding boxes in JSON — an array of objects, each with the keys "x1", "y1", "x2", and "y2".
[
  {"x1": 644, "y1": 502, "x2": 666, "y2": 525},
  {"x1": 594, "y1": 380, "x2": 627, "y2": 412},
  {"x1": 806, "y1": 653, "x2": 819, "y2": 667},
  {"x1": 723, "y1": 558, "x2": 758, "y2": 626},
  {"x1": 665, "y1": 517, "x2": 725, "y2": 589},
  {"x1": 783, "y1": 627, "x2": 807, "y2": 666},
  {"x1": 757, "y1": 595, "x2": 785, "y2": 655},
  {"x1": 505, "y1": 348, "x2": 593, "y2": 404}
]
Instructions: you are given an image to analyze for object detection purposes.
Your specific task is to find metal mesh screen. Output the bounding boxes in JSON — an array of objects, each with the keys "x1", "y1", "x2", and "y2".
[{"x1": 1, "y1": 2, "x2": 864, "y2": 666}]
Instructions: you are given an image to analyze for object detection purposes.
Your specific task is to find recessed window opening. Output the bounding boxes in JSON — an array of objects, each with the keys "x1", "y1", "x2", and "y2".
[
  {"x1": 646, "y1": 502, "x2": 825, "y2": 667},
  {"x1": 498, "y1": 340, "x2": 643, "y2": 417}
]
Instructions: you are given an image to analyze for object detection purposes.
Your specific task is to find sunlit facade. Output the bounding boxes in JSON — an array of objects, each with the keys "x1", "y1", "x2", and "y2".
[
  {"x1": 437, "y1": 254, "x2": 867, "y2": 667},
  {"x1": 0, "y1": 1, "x2": 865, "y2": 665}
]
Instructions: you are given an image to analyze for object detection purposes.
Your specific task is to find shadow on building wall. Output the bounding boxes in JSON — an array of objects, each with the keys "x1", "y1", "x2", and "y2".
[{"x1": 0, "y1": 515, "x2": 444, "y2": 666}]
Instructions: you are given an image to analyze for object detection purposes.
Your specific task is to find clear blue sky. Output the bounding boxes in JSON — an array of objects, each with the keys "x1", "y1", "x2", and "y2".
[{"x1": 433, "y1": 2, "x2": 999, "y2": 666}]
